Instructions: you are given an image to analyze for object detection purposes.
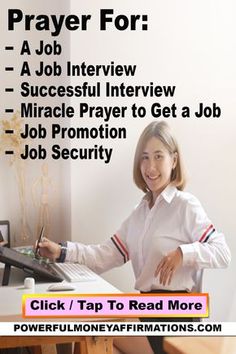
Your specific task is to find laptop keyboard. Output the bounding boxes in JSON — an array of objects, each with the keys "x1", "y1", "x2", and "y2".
[{"x1": 52, "y1": 263, "x2": 97, "y2": 282}]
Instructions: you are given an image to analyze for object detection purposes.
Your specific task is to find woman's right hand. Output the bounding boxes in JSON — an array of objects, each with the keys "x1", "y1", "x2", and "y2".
[{"x1": 37, "y1": 237, "x2": 61, "y2": 261}]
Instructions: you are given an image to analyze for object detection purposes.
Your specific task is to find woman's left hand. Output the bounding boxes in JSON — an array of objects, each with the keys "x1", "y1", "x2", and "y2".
[{"x1": 154, "y1": 247, "x2": 183, "y2": 286}]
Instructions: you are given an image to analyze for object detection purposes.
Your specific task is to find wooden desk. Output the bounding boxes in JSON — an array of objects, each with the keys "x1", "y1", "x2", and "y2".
[{"x1": 0, "y1": 336, "x2": 113, "y2": 354}]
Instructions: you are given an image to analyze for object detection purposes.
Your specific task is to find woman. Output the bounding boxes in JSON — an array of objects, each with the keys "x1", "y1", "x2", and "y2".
[{"x1": 39, "y1": 121, "x2": 231, "y2": 354}]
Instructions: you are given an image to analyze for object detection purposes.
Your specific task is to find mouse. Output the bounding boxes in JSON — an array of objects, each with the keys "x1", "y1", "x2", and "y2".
[{"x1": 47, "y1": 283, "x2": 76, "y2": 291}]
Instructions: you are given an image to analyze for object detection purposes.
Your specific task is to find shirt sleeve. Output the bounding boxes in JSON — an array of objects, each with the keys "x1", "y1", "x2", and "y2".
[
  {"x1": 179, "y1": 195, "x2": 231, "y2": 269},
  {"x1": 65, "y1": 217, "x2": 131, "y2": 274}
]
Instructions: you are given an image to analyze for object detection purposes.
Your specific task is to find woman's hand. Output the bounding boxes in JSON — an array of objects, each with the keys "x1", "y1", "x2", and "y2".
[
  {"x1": 154, "y1": 247, "x2": 183, "y2": 286},
  {"x1": 37, "y1": 237, "x2": 61, "y2": 261}
]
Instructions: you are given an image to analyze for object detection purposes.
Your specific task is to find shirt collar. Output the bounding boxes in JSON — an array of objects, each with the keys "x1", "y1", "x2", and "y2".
[
  {"x1": 143, "y1": 184, "x2": 177, "y2": 206},
  {"x1": 161, "y1": 184, "x2": 177, "y2": 204}
]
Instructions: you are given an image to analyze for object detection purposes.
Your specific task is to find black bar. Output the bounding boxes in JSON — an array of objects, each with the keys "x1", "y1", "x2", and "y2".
[
  {"x1": 2, "y1": 264, "x2": 11, "y2": 286},
  {"x1": 5, "y1": 46, "x2": 14, "y2": 50},
  {"x1": 5, "y1": 67, "x2": 14, "y2": 71},
  {"x1": 5, "y1": 88, "x2": 14, "y2": 92},
  {"x1": 5, "y1": 109, "x2": 14, "y2": 113},
  {"x1": 5, "y1": 130, "x2": 14, "y2": 134},
  {"x1": 5, "y1": 151, "x2": 14, "y2": 155}
]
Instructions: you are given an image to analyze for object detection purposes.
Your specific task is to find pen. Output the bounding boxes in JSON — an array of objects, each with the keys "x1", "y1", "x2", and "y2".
[{"x1": 35, "y1": 226, "x2": 45, "y2": 256}]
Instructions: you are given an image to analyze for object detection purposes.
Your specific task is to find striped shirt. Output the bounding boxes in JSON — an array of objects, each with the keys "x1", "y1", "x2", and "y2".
[{"x1": 65, "y1": 185, "x2": 231, "y2": 292}]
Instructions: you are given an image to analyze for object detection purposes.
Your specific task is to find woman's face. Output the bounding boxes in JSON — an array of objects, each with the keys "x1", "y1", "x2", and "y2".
[{"x1": 140, "y1": 137, "x2": 177, "y2": 201}]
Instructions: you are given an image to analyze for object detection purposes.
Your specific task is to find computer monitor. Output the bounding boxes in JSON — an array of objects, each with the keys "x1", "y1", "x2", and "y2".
[{"x1": 0, "y1": 220, "x2": 10, "y2": 247}]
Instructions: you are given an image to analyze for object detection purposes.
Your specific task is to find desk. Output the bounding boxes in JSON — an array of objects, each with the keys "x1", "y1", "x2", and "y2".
[
  {"x1": 0, "y1": 336, "x2": 113, "y2": 354},
  {"x1": 0, "y1": 265, "x2": 121, "y2": 354},
  {"x1": 0, "y1": 266, "x2": 121, "y2": 321}
]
